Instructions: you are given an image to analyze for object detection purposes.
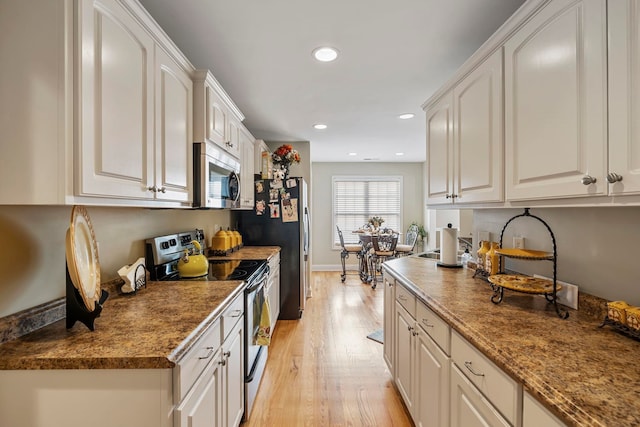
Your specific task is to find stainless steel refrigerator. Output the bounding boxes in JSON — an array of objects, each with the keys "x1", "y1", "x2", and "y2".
[{"x1": 232, "y1": 177, "x2": 309, "y2": 319}]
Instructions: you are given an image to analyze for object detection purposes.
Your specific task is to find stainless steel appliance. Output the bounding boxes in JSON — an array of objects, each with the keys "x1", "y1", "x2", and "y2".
[
  {"x1": 232, "y1": 177, "x2": 310, "y2": 319},
  {"x1": 144, "y1": 230, "x2": 270, "y2": 420},
  {"x1": 193, "y1": 141, "x2": 241, "y2": 208}
]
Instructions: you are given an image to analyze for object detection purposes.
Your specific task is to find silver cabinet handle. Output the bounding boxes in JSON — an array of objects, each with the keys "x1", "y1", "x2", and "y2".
[
  {"x1": 407, "y1": 325, "x2": 413, "y2": 332},
  {"x1": 581, "y1": 175, "x2": 597, "y2": 185},
  {"x1": 445, "y1": 193, "x2": 458, "y2": 199},
  {"x1": 198, "y1": 346, "x2": 215, "y2": 360},
  {"x1": 421, "y1": 318, "x2": 434, "y2": 328},
  {"x1": 159, "y1": 186, "x2": 166, "y2": 193},
  {"x1": 223, "y1": 350, "x2": 231, "y2": 358},
  {"x1": 147, "y1": 185, "x2": 157, "y2": 192},
  {"x1": 398, "y1": 294, "x2": 407, "y2": 302},
  {"x1": 607, "y1": 172, "x2": 623, "y2": 183},
  {"x1": 229, "y1": 309, "x2": 242, "y2": 318},
  {"x1": 464, "y1": 361, "x2": 485, "y2": 377}
]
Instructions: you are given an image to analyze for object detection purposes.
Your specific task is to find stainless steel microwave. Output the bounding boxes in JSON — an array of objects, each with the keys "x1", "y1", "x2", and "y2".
[{"x1": 193, "y1": 142, "x2": 241, "y2": 208}]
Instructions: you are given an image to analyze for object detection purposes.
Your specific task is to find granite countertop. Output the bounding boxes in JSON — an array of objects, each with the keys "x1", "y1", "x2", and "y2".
[
  {"x1": 207, "y1": 245, "x2": 280, "y2": 261},
  {"x1": 0, "y1": 246, "x2": 280, "y2": 371},
  {"x1": 383, "y1": 256, "x2": 640, "y2": 427}
]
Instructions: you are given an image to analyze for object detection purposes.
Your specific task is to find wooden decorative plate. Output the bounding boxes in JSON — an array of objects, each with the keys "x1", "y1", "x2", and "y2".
[
  {"x1": 67, "y1": 206, "x2": 101, "y2": 311},
  {"x1": 494, "y1": 248, "x2": 554, "y2": 260}
]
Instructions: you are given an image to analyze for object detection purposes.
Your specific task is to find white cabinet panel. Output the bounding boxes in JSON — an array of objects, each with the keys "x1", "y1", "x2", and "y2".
[
  {"x1": 383, "y1": 275, "x2": 396, "y2": 375},
  {"x1": 608, "y1": 0, "x2": 640, "y2": 196},
  {"x1": 395, "y1": 301, "x2": 414, "y2": 413},
  {"x1": 155, "y1": 46, "x2": 192, "y2": 202},
  {"x1": 454, "y1": 49, "x2": 503, "y2": 204},
  {"x1": 78, "y1": 0, "x2": 155, "y2": 199},
  {"x1": 239, "y1": 127, "x2": 256, "y2": 209},
  {"x1": 504, "y1": 0, "x2": 607, "y2": 200},
  {"x1": 450, "y1": 364, "x2": 510, "y2": 427},
  {"x1": 426, "y1": 93, "x2": 454, "y2": 203},
  {"x1": 207, "y1": 87, "x2": 229, "y2": 148},
  {"x1": 223, "y1": 320, "x2": 244, "y2": 427},
  {"x1": 415, "y1": 329, "x2": 450, "y2": 427},
  {"x1": 175, "y1": 357, "x2": 223, "y2": 427},
  {"x1": 523, "y1": 391, "x2": 566, "y2": 427},
  {"x1": 426, "y1": 49, "x2": 503, "y2": 205}
]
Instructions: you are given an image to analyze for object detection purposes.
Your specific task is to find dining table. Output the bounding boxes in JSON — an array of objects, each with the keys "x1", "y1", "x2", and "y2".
[{"x1": 351, "y1": 229, "x2": 397, "y2": 283}]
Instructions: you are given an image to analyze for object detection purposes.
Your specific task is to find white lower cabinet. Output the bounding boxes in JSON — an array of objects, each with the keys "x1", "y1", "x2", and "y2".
[
  {"x1": 175, "y1": 296, "x2": 244, "y2": 427},
  {"x1": 267, "y1": 253, "x2": 281, "y2": 332},
  {"x1": 522, "y1": 391, "x2": 566, "y2": 427},
  {"x1": 450, "y1": 364, "x2": 510, "y2": 427},
  {"x1": 394, "y1": 282, "x2": 451, "y2": 427},
  {"x1": 382, "y1": 273, "x2": 396, "y2": 376}
]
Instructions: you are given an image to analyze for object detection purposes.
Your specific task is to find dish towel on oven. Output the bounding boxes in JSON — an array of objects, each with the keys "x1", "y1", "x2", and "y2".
[{"x1": 255, "y1": 295, "x2": 272, "y2": 346}]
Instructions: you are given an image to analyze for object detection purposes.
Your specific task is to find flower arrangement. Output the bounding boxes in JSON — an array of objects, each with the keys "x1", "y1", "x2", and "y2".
[
  {"x1": 272, "y1": 144, "x2": 301, "y2": 168},
  {"x1": 368, "y1": 216, "x2": 385, "y2": 228}
]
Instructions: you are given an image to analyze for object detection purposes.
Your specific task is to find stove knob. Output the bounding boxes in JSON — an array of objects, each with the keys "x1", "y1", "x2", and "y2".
[{"x1": 161, "y1": 241, "x2": 170, "y2": 250}]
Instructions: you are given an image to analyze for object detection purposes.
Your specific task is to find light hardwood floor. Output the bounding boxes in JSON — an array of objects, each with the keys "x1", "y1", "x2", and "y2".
[{"x1": 242, "y1": 271, "x2": 413, "y2": 426}]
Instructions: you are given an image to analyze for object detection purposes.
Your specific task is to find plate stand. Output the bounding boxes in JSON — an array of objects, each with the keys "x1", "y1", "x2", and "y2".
[{"x1": 65, "y1": 263, "x2": 109, "y2": 331}]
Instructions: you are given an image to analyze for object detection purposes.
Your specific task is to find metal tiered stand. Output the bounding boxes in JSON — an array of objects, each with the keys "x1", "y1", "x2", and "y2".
[{"x1": 487, "y1": 208, "x2": 568, "y2": 319}]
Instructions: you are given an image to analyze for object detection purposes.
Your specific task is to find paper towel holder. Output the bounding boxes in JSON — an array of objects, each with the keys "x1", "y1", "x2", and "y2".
[{"x1": 437, "y1": 223, "x2": 463, "y2": 268}]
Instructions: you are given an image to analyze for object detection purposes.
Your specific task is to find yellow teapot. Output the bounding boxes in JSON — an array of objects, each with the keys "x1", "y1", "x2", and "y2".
[{"x1": 177, "y1": 240, "x2": 209, "y2": 278}]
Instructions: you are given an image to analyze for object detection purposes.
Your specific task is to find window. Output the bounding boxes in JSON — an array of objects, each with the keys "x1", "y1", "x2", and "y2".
[{"x1": 333, "y1": 176, "x2": 403, "y2": 247}]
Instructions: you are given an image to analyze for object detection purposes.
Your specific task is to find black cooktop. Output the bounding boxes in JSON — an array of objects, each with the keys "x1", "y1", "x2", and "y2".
[{"x1": 168, "y1": 259, "x2": 267, "y2": 282}]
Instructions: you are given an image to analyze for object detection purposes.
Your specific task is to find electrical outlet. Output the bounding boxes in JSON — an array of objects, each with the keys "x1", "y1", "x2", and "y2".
[
  {"x1": 534, "y1": 274, "x2": 579, "y2": 310},
  {"x1": 513, "y1": 236, "x2": 525, "y2": 249}
]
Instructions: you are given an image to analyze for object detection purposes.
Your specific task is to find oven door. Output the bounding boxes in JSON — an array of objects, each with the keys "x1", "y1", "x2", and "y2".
[
  {"x1": 244, "y1": 269, "x2": 269, "y2": 419},
  {"x1": 193, "y1": 142, "x2": 241, "y2": 208}
]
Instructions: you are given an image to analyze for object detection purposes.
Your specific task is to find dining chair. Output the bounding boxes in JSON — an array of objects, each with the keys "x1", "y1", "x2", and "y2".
[
  {"x1": 337, "y1": 226, "x2": 363, "y2": 282},
  {"x1": 369, "y1": 232, "x2": 399, "y2": 288},
  {"x1": 395, "y1": 225, "x2": 419, "y2": 257}
]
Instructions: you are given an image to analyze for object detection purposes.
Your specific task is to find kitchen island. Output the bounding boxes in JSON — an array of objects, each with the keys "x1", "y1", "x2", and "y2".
[{"x1": 383, "y1": 255, "x2": 640, "y2": 427}]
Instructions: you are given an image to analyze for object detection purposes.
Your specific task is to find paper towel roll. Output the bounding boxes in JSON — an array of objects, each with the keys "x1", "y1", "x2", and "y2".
[{"x1": 439, "y1": 225, "x2": 459, "y2": 266}]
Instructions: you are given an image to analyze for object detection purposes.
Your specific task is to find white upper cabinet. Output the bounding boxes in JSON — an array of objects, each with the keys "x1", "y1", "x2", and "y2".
[
  {"x1": 76, "y1": 0, "x2": 155, "y2": 201},
  {"x1": 154, "y1": 45, "x2": 193, "y2": 203},
  {"x1": 238, "y1": 127, "x2": 256, "y2": 209},
  {"x1": 453, "y1": 49, "x2": 504, "y2": 204},
  {"x1": 76, "y1": 0, "x2": 193, "y2": 205},
  {"x1": 193, "y1": 70, "x2": 244, "y2": 159},
  {"x1": 0, "y1": 0, "x2": 194, "y2": 206},
  {"x1": 608, "y1": 0, "x2": 640, "y2": 196},
  {"x1": 425, "y1": 92, "x2": 454, "y2": 204},
  {"x1": 504, "y1": 0, "x2": 608, "y2": 201},
  {"x1": 425, "y1": 49, "x2": 503, "y2": 205}
]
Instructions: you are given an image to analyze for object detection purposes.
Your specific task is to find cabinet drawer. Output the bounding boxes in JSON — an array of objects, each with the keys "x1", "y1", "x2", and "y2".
[
  {"x1": 416, "y1": 302, "x2": 450, "y2": 355},
  {"x1": 222, "y1": 293, "x2": 244, "y2": 340},
  {"x1": 174, "y1": 318, "x2": 222, "y2": 402},
  {"x1": 451, "y1": 331, "x2": 520, "y2": 425},
  {"x1": 396, "y1": 284, "x2": 416, "y2": 317},
  {"x1": 268, "y1": 252, "x2": 280, "y2": 273}
]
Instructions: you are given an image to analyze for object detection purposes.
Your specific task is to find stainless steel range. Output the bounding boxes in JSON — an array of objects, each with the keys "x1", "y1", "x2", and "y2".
[{"x1": 144, "y1": 230, "x2": 270, "y2": 420}]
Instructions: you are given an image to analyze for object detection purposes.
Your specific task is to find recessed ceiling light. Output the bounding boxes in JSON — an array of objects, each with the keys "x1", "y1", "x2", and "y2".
[
  {"x1": 396, "y1": 152, "x2": 405, "y2": 156},
  {"x1": 312, "y1": 47, "x2": 339, "y2": 62},
  {"x1": 398, "y1": 113, "x2": 415, "y2": 120},
  {"x1": 313, "y1": 123, "x2": 327, "y2": 130},
  {"x1": 348, "y1": 152, "x2": 357, "y2": 156}
]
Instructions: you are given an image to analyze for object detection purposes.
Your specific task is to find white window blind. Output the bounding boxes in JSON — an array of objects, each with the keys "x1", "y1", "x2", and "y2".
[{"x1": 333, "y1": 176, "x2": 402, "y2": 246}]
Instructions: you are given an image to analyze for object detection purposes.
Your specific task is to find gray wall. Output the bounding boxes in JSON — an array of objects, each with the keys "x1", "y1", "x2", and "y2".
[
  {"x1": 474, "y1": 207, "x2": 640, "y2": 306},
  {"x1": 311, "y1": 162, "x2": 424, "y2": 269},
  {"x1": 0, "y1": 206, "x2": 231, "y2": 317}
]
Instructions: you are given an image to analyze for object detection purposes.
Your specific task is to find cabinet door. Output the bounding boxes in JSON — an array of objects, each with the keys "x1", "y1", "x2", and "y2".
[
  {"x1": 239, "y1": 129, "x2": 255, "y2": 208},
  {"x1": 227, "y1": 118, "x2": 242, "y2": 159},
  {"x1": 206, "y1": 87, "x2": 229, "y2": 148},
  {"x1": 504, "y1": 0, "x2": 607, "y2": 201},
  {"x1": 155, "y1": 46, "x2": 192, "y2": 202},
  {"x1": 523, "y1": 391, "x2": 566, "y2": 427},
  {"x1": 425, "y1": 93, "x2": 454, "y2": 204},
  {"x1": 608, "y1": 0, "x2": 640, "y2": 196},
  {"x1": 383, "y1": 276, "x2": 396, "y2": 374},
  {"x1": 175, "y1": 356, "x2": 223, "y2": 427},
  {"x1": 450, "y1": 364, "x2": 510, "y2": 427},
  {"x1": 223, "y1": 320, "x2": 244, "y2": 427},
  {"x1": 394, "y1": 302, "x2": 414, "y2": 413},
  {"x1": 415, "y1": 330, "x2": 449, "y2": 427},
  {"x1": 77, "y1": 0, "x2": 155, "y2": 199},
  {"x1": 267, "y1": 270, "x2": 280, "y2": 332},
  {"x1": 453, "y1": 49, "x2": 503, "y2": 204}
]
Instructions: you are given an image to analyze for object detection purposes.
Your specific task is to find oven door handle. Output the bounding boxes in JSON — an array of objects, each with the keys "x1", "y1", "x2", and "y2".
[{"x1": 245, "y1": 271, "x2": 269, "y2": 293}]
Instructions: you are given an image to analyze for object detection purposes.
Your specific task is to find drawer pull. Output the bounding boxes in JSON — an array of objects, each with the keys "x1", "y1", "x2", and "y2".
[
  {"x1": 198, "y1": 346, "x2": 215, "y2": 360},
  {"x1": 464, "y1": 361, "x2": 485, "y2": 377},
  {"x1": 421, "y1": 318, "x2": 434, "y2": 328},
  {"x1": 229, "y1": 309, "x2": 242, "y2": 318},
  {"x1": 398, "y1": 294, "x2": 407, "y2": 302},
  {"x1": 407, "y1": 325, "x2": 414, "y2": 332}
]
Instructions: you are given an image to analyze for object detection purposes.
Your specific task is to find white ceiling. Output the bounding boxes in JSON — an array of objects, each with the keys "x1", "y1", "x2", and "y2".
[{"x1": 139, "y1": 0, "x2": 526, "y2": 163}]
